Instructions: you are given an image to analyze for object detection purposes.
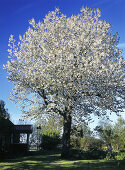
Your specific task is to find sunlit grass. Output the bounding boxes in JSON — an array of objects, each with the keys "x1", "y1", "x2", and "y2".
[{"x1": 0, "y1": 151, "x2": 125, "y2": 169}]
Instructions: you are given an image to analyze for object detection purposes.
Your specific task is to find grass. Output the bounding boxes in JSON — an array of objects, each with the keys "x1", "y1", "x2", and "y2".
[{"x1": 0, "y1": 150, "x2": 125, "y2": 170}]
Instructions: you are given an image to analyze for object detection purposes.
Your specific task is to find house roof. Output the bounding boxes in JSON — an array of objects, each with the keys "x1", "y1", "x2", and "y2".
[{"x1": 14, "y1": 125, "x2": 33, "y2": 133}]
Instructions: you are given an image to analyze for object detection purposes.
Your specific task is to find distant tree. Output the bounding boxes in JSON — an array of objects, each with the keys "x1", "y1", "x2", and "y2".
[
  {"x1": 4, "y1": 6, "x2": 125, "y2": 158},
  {"x1": 80, "y1": 136, "x2": 104, "y2": 150},
  {"x1": 71, "y1": 123, "x2": 93, "y2": 150},
  {"x1": 95, "y1": 117, "x2": 125, "y2": 152},
  {"x1": 0, "y1": 100, "x2": 10, "y2": 119},
  {"x1": 18, "y1": 119, "x2": 28, "y2": 124},
  {"x1": 70, "y1": 123, "x2": 104, "y2": 151},
  {"x1": 38, "y1": 114, "x2": 62, "y2": 150},
  {"x1": 37, "y1": 113, "x2": 63, "y2": 134},
  {"x1": 95, "y1": 123, "x2": 114, "y2": 151},
  {"x1": 71, "y1": 123, "x2": 92, "y2": 138},
  {"x1": 29, "y1": 124, "x2": 38, "y2": 148},
  {"x1": 113, "y1": 117, "x2": 125, "y2": 151}
]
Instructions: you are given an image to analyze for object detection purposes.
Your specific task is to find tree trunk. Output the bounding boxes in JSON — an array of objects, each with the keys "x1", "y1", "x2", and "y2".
[{"x1": 61, "y1": 112, "x2": 72, "y2": 159}]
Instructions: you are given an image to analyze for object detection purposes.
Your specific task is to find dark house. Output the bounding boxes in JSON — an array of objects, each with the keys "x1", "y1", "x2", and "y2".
[
  {"x1": 0, "y1": 118, "x2": 32, "y2": 155},
  {"x1": 0, "y1": 117, "x2": 14, "y2": 153},
  {"x1": 12, "y1": 124, "x2": 33, "y2": 153}
]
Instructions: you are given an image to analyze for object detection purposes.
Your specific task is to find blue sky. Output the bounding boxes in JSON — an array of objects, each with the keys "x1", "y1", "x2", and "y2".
[{"x1": 0, "y1": 0, "x2": 125, "y2": 125}]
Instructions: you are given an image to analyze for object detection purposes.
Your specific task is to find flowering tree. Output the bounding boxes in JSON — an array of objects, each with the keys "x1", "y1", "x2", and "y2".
[{"x1": 4, "y1": 7, "x2": 125, "y2": 158}]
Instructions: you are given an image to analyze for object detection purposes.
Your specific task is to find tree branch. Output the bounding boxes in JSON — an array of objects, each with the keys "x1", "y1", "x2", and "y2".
[{"x1": 37, "y1": 89, "x2": 48, "y2": 105}]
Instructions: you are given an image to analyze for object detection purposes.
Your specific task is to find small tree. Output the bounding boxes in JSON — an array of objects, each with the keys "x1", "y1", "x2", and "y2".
[
  {"x1": 112, "y1": 117, "x2": 125, "y2": 151},
  {"x1": 95, "y1": 124, "x2": 114, "y2": 151},
  {"x1": 4, "y1": 6, "x2": 125, "y2": 158},
  {"x1": 71, "y1": 123, "x2": 92, "y2": 138},
  {"x1": 0, "y1": 100, "x2": 11, "y2": 156},
  {"x1": 95, "y1": 117, "x2": 125, "y2": 152},
  {"x1": 38, "y1": 114, "x2": 62, "y2": 150},
  {"x1": 70, "y1": 123, "x2": 93, "y2": 149}
]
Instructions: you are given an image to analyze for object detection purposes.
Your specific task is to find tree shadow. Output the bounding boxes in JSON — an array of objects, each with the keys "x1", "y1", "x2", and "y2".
[{"x1": 1, "y1": 151, "x2": 125, "y2": 170}]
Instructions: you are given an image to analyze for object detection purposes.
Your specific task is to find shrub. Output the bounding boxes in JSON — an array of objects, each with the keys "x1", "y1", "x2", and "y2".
[
  {"x1": 70, "y1": 135, "x2": 104, "y2": 151},
  {"x1": 86, "y1": 147, "x2": 107, "y2": 159},
  {"x1": 69, "y1": 147, "x2": 107, "y2": 160},
  {"x1": 115, "y1": 151, "x2": 125, "y2": 160},
  {"x1": 40, "y1": 130, "x2": 61, "y2": 150},
  {"x1": 105, "y1": 151, "x2": 117, "y2": 160},
  {"x1": 105, "y1": 151, "x2": 125, "y2": 161}
]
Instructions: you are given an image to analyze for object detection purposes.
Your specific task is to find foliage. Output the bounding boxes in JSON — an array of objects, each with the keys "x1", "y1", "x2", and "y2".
[
  {"x1": 41, "y1": 130, "x2": 61, "y2": 150},
  {"x1": 113, "y1": 118, "x2": 125, "y2": 151},
  {"x1": 69, "y1": 147, "x2": 106, "y2": 160},
  {"x1": 71, "y1": 123, "x2": 92, "y2": 138},
  {"x1": 70, "y1": 123, "x2": 105, "y2": 159},
  {"x1": 115, "y1": 151, "x2": 125, "y2": 160},
  {"x1": 70, "y1": 135, "x2": 104, "y2": 151},
  {"x1": 4, "y1": 6, "x2": 125, "y2": 157},
  {"x1": 70, "y1": 123, "x2": 93, "y2": 150},
  {"x1": 70, "y1": 135, "x2": 80, "y2": 149},
  {"x1": 39, "y1": 114, "x2": 61, "y2": 150},
  {"x1": 81, "y1": 137, "x2": 104, "y2": 151},
  {"x1": 38, "y1": 113, "x2": 63, "y2": 134},
  {"x1": 105, "y1": 151, "x2": 117, "y2": 160},
  {"x1": 87, "y1": 147, "x2": 107, "y2": 159},
  {"x1": 95, "y1": 124, "x2": 114, "y2": 151},
  {"x1": 0, "y1": 100, "x2": 10, "y2": 120},
  {"x1": 95, "y1": 117, "x2": 125, "y2": 152}
]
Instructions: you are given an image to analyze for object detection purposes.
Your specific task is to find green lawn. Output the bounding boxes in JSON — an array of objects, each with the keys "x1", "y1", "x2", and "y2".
[{"x1": 0, "y1": 151, "x2": 125, "y2": 170}]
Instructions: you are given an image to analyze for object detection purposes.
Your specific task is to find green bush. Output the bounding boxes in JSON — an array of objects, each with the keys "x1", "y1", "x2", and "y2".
[
  {"x1": 41, "y1": 130, "x2": 61, "y2": 150},
  {"x1": 70, "y1": 135, "x2": 104, "y2": 151},
  {"x1": 115, "y1": 151, "x2": 125, "y2": 160},
  {"x1": 105, "y1": 151, "x2": 125, "y2": 161},
  {"x1": 105, "y1": 151, "x2": 117, "y2": 160},
  {"x1": 69, "y1": 148, "x2": 107, "y2": 160},
  {"x1": 87, "y1": 147, "x2": 107, "y2": 159}
]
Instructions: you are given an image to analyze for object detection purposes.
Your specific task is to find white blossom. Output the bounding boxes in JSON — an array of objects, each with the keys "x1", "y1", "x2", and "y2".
[{"x1": 4, "y1": 6, "x2": 125, "y2": 120}]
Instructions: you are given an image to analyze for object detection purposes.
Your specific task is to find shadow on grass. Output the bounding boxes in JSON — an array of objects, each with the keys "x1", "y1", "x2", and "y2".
[{"x1": 0, "y1": 150, "x2": 125, "y2": 170}]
